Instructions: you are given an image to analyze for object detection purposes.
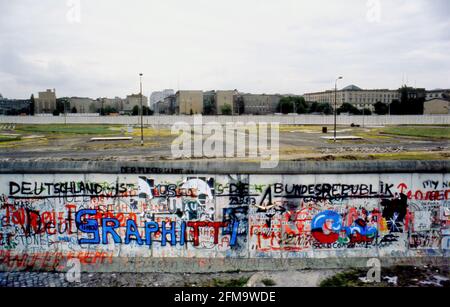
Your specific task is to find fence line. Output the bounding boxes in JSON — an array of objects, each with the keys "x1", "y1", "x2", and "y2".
[{"x1": 0, "y1": 115, "x2": 449, "y2": 126}]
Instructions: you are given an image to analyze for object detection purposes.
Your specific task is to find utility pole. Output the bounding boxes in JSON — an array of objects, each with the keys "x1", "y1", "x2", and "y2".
[
  {"x1": 140, "y1": 73, "x2": 144, "y2": 147},
  {"x1": 334, "y1": 76, "x2": 343, "y2": 142}
]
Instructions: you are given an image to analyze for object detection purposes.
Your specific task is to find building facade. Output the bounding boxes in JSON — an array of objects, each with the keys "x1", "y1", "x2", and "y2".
[
  {"x1": 68, "y1": 97, "x2": 97, "y2": 113},
  {"x1": 426, "y1": 89, "x2": 450, "y2": 101},
  {"x1": 0, "y1": 96, "x2": 31, "y2": 115},
  {"x1": 240, "y1": 94, "x2": 282, "y2": 115},
  {"x1": 150, "y1": 89, "x2": 175, "y2": 110},
  {"x1": 155, "y1": 94, "x2": 177, "y2": 115},
  {"x1": 177, "y1": 91, "x2": 203, "y2": 115},
  {"x1": 97, "y1": 97, "x2": 124, "y2": 113},
  {"x1": 124, "y1": 94, "x2": 148, "y2": 113},
  {"x1": 304, "y1": 85, "x2": 400, "y2": 111},
  {"x1": 216, "y1": 90, "x2": 238, "y2": 115},
  {"x1": 36, "y1": 89, "x2": 56, "y2": 114}
]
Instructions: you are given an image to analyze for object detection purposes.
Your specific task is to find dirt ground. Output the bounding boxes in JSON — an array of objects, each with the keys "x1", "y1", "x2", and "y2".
[
  {"x1": 1, "y1": 265, "x2": 448, "y2": 287},
  {"x1": 0, "y1": 124, "x2": 448, "y2": 162}
]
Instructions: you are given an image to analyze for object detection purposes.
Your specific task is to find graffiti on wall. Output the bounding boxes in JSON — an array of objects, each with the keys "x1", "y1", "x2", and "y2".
[{"x1": 0, "y1": 174, "x2": 449, "y2": 269}]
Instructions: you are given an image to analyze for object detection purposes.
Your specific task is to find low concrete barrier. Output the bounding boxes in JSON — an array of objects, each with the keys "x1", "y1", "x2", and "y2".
[{"x1": 0, "y1": 161, "x2": 448, "y2": 272}]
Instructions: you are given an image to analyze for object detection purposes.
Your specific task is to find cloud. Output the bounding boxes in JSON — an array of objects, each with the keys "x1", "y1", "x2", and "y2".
[{"x1": 0, "y1": 0, "x2": 448, "y2": 98}]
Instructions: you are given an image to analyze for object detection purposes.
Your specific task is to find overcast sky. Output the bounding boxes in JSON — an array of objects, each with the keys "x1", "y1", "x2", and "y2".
[{"x1": 0, "y1": 0, "x2": 449, "y2": 99}]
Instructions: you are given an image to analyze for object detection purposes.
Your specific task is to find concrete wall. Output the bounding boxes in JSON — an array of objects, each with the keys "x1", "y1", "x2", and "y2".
[
  {"x1": 0, "y1": 161, "x2": 448, "y2": 272},
  {"x1": 0, "y1": 115, "x2": 449, "y2": 126}
]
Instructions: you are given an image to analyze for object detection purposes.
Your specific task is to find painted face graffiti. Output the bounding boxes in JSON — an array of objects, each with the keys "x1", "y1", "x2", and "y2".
[{"x1": 311, "y1": 211, "x2": 342, "y2": 244}]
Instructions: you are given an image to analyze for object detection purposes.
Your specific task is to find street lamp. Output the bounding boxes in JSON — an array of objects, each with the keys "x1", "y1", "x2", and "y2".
[
  {"x1": 334, "y1": 76, "x2": 343, "y2": 142},
  {"x1": 362, "y1": 106, "x2": 365, "y2": 128},
  {"x1": 139, "y1": 73, "x2": 144, "y2": 147}
]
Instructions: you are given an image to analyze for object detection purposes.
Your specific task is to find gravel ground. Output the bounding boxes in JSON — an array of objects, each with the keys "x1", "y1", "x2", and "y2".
[
  {"x1": 1, "y1": 266, "x2": 448, "y2": 287},
  {"x1": 0, "y1": 271, "x2": 254, "y2": 288}
]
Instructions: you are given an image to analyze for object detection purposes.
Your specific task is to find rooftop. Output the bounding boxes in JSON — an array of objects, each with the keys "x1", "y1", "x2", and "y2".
[{"x1": 342, "y1": 85, "x2": 362, "y2": 91}]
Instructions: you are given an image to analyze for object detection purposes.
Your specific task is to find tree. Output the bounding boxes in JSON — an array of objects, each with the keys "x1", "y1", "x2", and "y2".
[
  {"x1": 374, "y1": 101, "x2": 388, "y2": 115},
  {"x1": 221, "y1": 104, "x2": 232, "y2": 115},
  {"x1": 316, "y1": 103, "x2": 333, "y2": 115},
  {"x1": 388, "y1": 86, "x2": 426, "y2": 115},
  {"x1": 362, "y1": 108, "x2": 372, "y2": 116},
  {"x1": 337, "y1": 103, "x2": 361, "y2": 115},
  {"x1": 398, "y1": 86, "x2": 424, "y2": 115},
  {"x1": 143, "y1": 106, "x2": 153, "y2": 116},
  {"x1": 71, "y1": 107, "x2": 77, "y2": 114},
  {"x1": 236, "y1": 97, "x2": 245, "y2": 115},
  {"x1": 56, "y1": 97, "x2": 69, "y2": 115},
  {"x1": 132, "y1": 105, "x2": 139, "y2": 116},
  {"x1": 30, "y1": 94, "x2": 35, "y2": 115},
  {"x1": 294, "y1": 97, "x2": 309, "y2": 114},
  {"x1": 278, "y1": 98, "x2": 294, "y2": 114},
  {"x1": 389, "y1": 99, "x2": 402, "y2": 115},
  {"x1": 104, "y1": 106, "x2": 117, "y2": 115},
  {"x1": 309, "y1": 102, "x2": 319, "y2": 113}
]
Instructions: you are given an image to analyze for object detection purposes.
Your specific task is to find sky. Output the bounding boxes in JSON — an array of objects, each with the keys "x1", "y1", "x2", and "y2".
[{"x1": 0, "y1": 0, "x2": 449, "y2": 99}]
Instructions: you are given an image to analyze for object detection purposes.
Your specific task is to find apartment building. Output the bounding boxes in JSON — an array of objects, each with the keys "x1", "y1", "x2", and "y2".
[
  {"x1": 240, "y1": 93, "x2": 282, "y2": 115},
  {"x1": 426, "y1": 89, "x2": 450, "y2": 101},
  {"x1": 216, "y1": 90, "x2": 238, "y2": 115},
  {"x1": 176, "y1": 90, "x2": 203, "y2": 115},
  {"x1": 155, "y1": 94, "x2": 177, "y2": 115},
  {"x1": 304, "y1": 85, "x2": 399, "y2": 111},
  {"x1": 68, "y1": 97, "x2": 97, "y2": 113},
  {"x1": 36, "y1": 89, "x2": 57, "y2": 113},
  {"x1": 124, "y1": 94, "x2": 148, "y2": 113},
  {"x1": 0, "y1": 95, "x2": 31, "y2": 115}
]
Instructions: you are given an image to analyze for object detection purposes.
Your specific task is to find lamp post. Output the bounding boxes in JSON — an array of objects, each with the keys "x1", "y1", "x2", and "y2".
[
  {"x1": 362, "y1": 106, "x2": 365, "y2": 128},
  {"x1": 334, "y1": 76, "x2": 343, "y2": 142},
  {"x1": 63, "y1": 99, "x2": 67, "y2": 125},
  {"x1": 139, "y1": 73, "x2": 144, "y2": 147}
]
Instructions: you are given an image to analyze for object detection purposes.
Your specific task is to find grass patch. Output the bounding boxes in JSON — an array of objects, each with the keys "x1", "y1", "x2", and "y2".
[
  {"x1": 279, "y1": 125, "x2": 330, "y2": 133},
  {"x1": 81, "y1": 141, "x2": 160, "y2": 150},
  {"x1": 320, "y1": 269, "x2": 371, "y2": 287},
  {"x1": 0, "y1": 136, "x2": 22, "y2": 143},
  {"x1": 380, "y1": 126, "x2": 450, "y2": 139},
  {"x1": 353, "y1": 129, "x2": 393, "y2": 140},
  {"x1": 16, "y1": 124, "x2": 122, "y2": 135},
  {"x1": 128, "y1": 127, "x2": 174, "y2": 138}
]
